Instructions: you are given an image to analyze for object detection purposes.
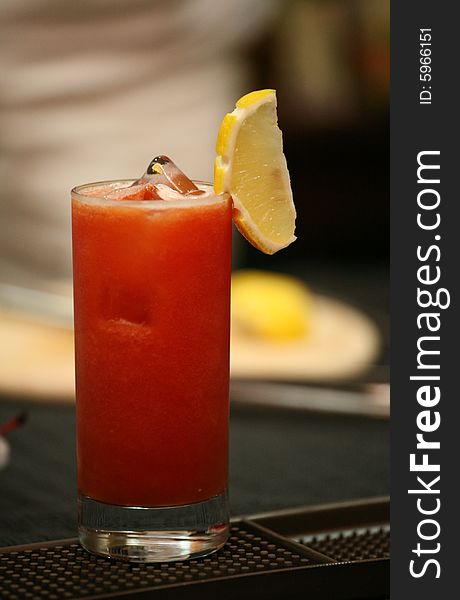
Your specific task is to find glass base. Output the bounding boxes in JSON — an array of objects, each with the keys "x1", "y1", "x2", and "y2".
[{"x1": 78, "y1": 491, "x2": 229, "y2": 562}]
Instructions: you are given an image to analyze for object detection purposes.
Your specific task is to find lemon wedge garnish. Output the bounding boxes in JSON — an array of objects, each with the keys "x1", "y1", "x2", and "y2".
[
  {"x1": 214, "y1": 89, "x2": 296, "y2": 254},
  {"x1": 232, "y1": 270, "x2": 311, "y2": 341}
]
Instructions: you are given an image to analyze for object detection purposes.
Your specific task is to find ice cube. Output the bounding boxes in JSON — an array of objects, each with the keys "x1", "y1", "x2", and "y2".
[
  {"x1": 106, "y1": 183, "x2": 161, "y2": 201},
  {"x1": 137, "y1": 156, "x2": 203, "y2": 195}
]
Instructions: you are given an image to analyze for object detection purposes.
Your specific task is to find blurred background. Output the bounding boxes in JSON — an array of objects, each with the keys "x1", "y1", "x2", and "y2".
[{"x1": 0, "y1": 0, "x2": 389, "y2": 544}]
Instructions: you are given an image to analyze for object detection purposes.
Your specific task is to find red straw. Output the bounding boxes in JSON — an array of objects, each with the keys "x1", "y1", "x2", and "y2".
[{"x1": 0, "y1": 412, "x2": 27, "y2": 436}]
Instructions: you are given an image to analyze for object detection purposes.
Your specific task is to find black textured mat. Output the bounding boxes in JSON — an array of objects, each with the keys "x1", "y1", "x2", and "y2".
[
  {"x1": 0, "y1": 523, "x2": 323, "y2": 599},
  {"x1": 298, "y1": 525, "x2": 390, "y2": 563},
  {"x1": 0, "y1": 499, "x2": 390, "y2": 600}
]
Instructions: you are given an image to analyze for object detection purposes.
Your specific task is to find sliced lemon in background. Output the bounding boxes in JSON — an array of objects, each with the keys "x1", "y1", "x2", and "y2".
[
  {"x1": 214, "y1": 89, "x2": 297, "y2": 254},
  {"x1": 232, "y1": 270, "x2": 311, "y2": 341}
]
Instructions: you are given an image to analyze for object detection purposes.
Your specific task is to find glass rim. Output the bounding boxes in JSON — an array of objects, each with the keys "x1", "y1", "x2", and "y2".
[{"x1": 71, "y1": 179, "x2": 229, "y2": 210}]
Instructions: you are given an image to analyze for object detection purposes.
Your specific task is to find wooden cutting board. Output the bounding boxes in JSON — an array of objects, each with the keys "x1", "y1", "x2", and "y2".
[
  {"x1": 0, "y1": 294, "x2": 380, "y2": 403},
  {"x1": 0, "y1": 311, "x2": 75, "y2": 402},
  {"x1": 231, "y1": 294, "x2": 380, "y2": 381}
]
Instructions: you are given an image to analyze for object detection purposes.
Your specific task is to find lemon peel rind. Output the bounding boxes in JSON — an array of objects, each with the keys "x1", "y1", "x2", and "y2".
[{"x1": 232, "y1": 202, "x2": 297, "y2": 255}]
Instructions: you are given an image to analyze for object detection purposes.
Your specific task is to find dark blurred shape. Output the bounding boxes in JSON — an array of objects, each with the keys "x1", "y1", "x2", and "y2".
[{"x1": 245, "y1": 0, "x2": 389, "y2": 265}]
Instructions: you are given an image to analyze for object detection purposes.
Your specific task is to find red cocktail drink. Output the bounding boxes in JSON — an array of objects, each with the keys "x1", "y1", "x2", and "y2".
[{"x1": 72, "y1": 179, "x2": 232, "y2": 561}]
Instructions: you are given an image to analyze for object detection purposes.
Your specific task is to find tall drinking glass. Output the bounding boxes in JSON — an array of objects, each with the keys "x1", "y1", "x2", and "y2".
[{"x1": 71, "y1": 180, "x2": 231, "y2": 562}]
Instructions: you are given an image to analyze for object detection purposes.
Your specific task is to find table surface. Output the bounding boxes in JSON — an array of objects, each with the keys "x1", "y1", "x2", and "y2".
[{"x1": 0, "y1": 399, "x2": 389, "y2": 547}]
